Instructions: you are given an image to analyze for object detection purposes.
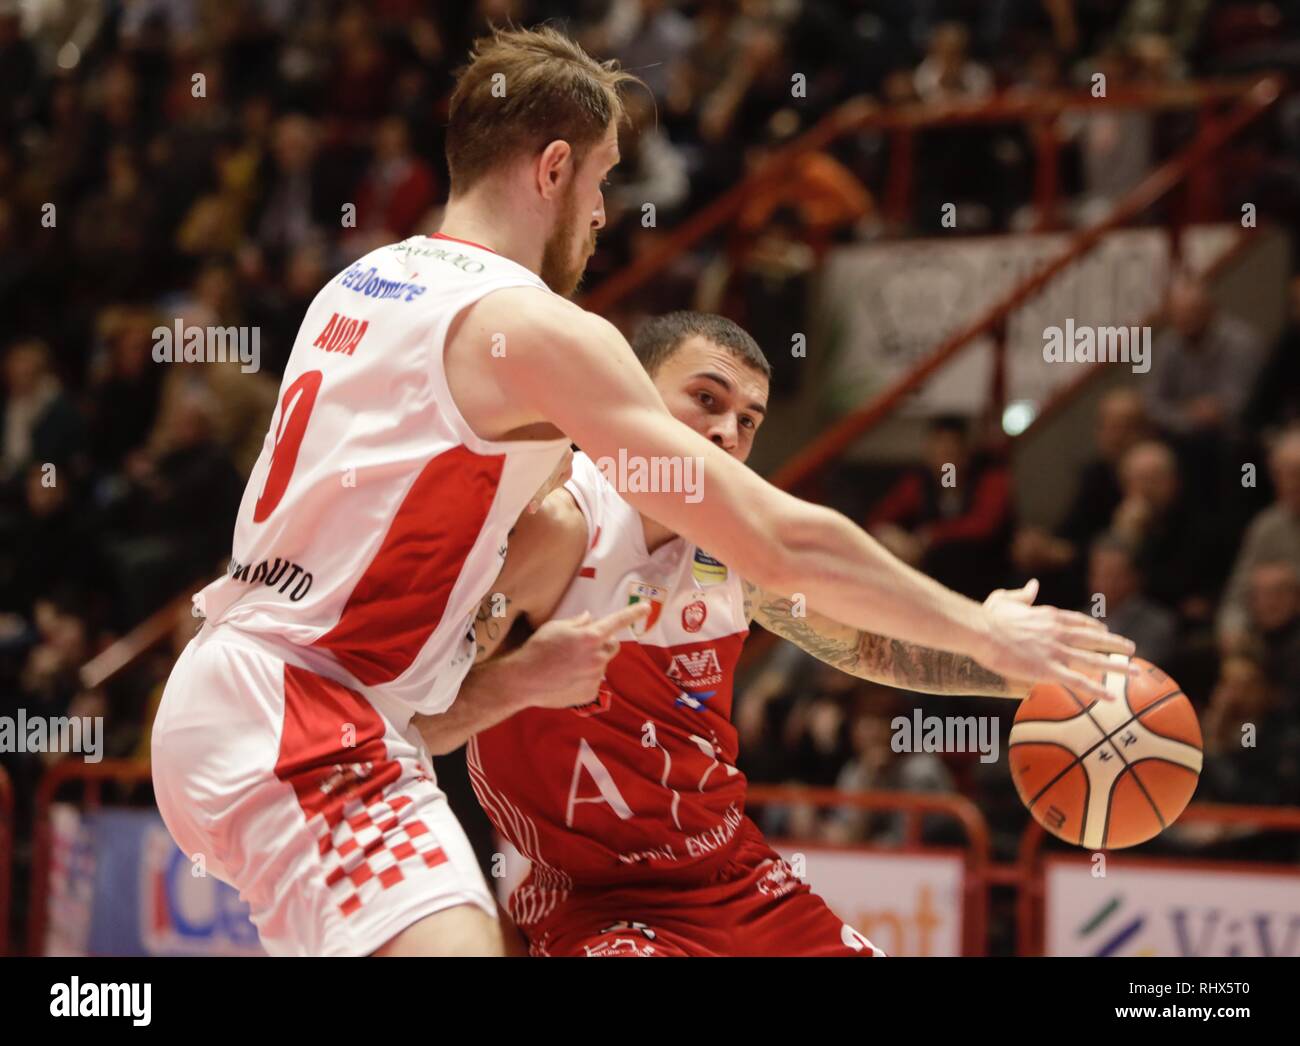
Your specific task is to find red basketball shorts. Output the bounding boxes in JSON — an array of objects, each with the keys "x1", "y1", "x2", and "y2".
[{"x1": 520, "y1": 820, "x2": 884, "y2": 957}]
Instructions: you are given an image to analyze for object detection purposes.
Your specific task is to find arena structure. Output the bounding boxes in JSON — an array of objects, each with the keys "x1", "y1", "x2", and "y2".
[{"x1": 0, "y1": 1, "x2": 1298, "y2": 965}]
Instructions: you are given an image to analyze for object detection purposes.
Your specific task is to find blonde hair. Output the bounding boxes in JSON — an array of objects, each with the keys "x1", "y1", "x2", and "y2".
[{"x1": 446, "y1": 25, "x2": 640, "y2": 191}]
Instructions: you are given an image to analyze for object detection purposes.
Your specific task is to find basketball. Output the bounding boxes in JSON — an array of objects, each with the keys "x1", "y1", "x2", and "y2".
[{"x1": 1009, "y1": 657, "x2": 1203, "y2": 850}]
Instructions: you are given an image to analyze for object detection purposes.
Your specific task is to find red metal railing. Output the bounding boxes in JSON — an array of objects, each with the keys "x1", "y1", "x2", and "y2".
[
  {"x1": 746, "y1": 783, "x2": 991, "y2": 955},
  {"x1": 582, "y1": 76, "x2": 1278, "y2": 317},
  {"x1": 770, "y1": 76, "x2": 1282, "y2": 494},
  {"x1": 28, "y1": 759, "x2": 153, "y2": 956},
  {"x1": 24, "y1": 761, "x2": 1300, "y2": 956},
  {"x1": 1015, "y1": 802, "x2": 1300, "y2": 957}
]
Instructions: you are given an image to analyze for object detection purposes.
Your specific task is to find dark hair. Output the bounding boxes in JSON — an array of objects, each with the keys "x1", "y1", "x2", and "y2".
[
  {"x1": 630, "y1": 311, "x2": 771, "y2": 381},
  {"x1": 447, "y1": 25, "x2": 639, "y2": 192}
]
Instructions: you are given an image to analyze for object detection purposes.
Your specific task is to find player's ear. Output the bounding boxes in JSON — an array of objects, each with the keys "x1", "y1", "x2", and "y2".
[{"x1": 535, "y1": 140, "x2": 573, "y2": 201}]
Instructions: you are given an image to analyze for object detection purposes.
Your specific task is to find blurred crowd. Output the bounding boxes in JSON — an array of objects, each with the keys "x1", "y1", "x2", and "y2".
[
  {"x1": 2, "y1": 0, "x2": 1300, "y2": 949},
  {"x1": 739, "y1": 269, "x2": 1300, "y2": 870}
]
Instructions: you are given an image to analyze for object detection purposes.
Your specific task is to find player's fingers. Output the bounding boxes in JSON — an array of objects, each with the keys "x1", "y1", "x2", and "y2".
[
  {"x1": 1008, "y1": 578, "x2": 1039, "y2": 605},
  {"x1": 1052, "y1": 645, "x2": 1127, "y2": 688},
  {"x1": 1047, "y1": 663, "x2": 1115, "y2": 703},
  {"x1": 591, "y1": 601, "x2": 652, "y2": 637},
  {"x1": 1058, "y1": 624, "x2": 1137, "y2": 658},
  {"x1": 1052, "y1": 608, "x2": 1113, "y2": 634}
]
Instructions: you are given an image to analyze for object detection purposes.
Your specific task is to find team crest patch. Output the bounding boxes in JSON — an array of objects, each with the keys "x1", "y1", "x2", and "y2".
[
  {"x1": 627, "y1": 582, "x2": 667, "y2": 634},
  {"x1": 692, "y1": 548, "x2": 727, "y2": 586},
  {"x1": 682, "y1": 600, "x2": 707, "y2": 633}
]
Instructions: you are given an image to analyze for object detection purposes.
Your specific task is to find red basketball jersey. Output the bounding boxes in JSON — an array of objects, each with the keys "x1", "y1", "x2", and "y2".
[{"x1": 468, "y1": 453, "x2": 752, "y2": 927}]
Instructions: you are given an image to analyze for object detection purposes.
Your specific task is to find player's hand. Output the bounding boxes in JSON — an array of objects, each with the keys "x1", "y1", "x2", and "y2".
[
  {"x1": 515, "y1": 602, "x2": 651, "y2": 710},
  {"x1": 978, "y1": 579, "x2": 1137, "y2": 702}
]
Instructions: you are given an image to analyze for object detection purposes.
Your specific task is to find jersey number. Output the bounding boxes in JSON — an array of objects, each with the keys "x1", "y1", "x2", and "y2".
[{"x1": 253, "y1": 369, "x2": 324, "y2": 522}]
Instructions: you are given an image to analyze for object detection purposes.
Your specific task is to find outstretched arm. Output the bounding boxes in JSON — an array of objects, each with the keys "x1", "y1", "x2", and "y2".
[
  {"x1": 743, "y1": 579, "x2": 1040, "y2": 699},
  {"x1": 461, "y1": 287, "x2": 1135, "y2": 701}
]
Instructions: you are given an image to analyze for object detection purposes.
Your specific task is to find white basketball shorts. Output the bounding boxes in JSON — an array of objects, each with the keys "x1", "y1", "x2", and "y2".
[{"x1": 151, "y1": 623, "x2": 495, "y2": 956}]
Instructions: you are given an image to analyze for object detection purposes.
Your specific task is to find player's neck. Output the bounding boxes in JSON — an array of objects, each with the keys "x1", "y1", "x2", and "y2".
[{"x1": 440, "y1": 193, "x2": 544, "y2": 278}]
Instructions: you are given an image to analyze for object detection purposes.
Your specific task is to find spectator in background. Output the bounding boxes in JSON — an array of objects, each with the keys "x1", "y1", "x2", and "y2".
[
  {"x1": 349, "y1": 116, "x2": 439, "y2": 245},
  {"x1": 1109, "y1": 439, "x2": 1226, "y2": 624},
  {"x1": 1245, "y1": 273, "x2": 1300, "y2": 436},
  {"x1": 912, "y1": 22, "x2": 998, "y2": 231},
  {"x1": 912, "y1": 21, "x2": 992, "y2": 102},
  {"x1": 1199, "y1": 650, "x2": 1300, "y2": 808},
  {"x1": 823, "y1": 687, "x2": 956, "y2": 847},
  {"x1": 605, "y1": 88, "x2": 690, "y2": 230},
  {"x1": 1060, "y1": 44, "x2": 1154, "y2": 227},
  {"x1": 103, "y1": 385, "x2": 242, "y2": 624},
  {"x1": 868, "y1": 414, "x2": 1014, "y2": 600},
  {"x1": 1243, "y1": 561, "x2": 1300, "y2": 701},
  {"x1": 1218, "y1": 429, "x2": 1300, "y2": 652},
  {"x1": 0, "y1": 462, "x2": 104, "y2": 623},
  {"x1": 73, "y1": 143, "x2": 157, "y2": 297},
  {"x1": 0, "y1": 339, "x2": 84, "y2": 496},
  {"x1": 1142, "y1": 271, "x2": 1264, "y2": 443},
  {"x1": 1113, "y1": 0, "x2": 1211, "y2": 61},
  {"x1": 254, "y1": 113, "x2": 333, "y2": 268},
  {"x1": 157, "y1": 260, "x2": 278, "y2": 475},
  {"x1": 84, "y1": 306, "x2": 165, "y2": 473},
  {"x1": 1086, "y1": 531, "x2": 1177, "y2": 666},
  {"x1": 1013, "y1": 386, "x2": 1151, "y2": 606},
  {"x1": 580, "y1": 0, "x2": 696, "y2": 104}
]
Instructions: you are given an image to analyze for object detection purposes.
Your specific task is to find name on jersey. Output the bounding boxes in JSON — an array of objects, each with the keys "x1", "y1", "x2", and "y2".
[
  {"x1": 685, "y1": 801, "x2": 743, "y2": 858},
  {"x1": 615, "y1": 800, "x2": 743, "y2": 865},
  {"x1": 338, "y1": 263, "x2": 427, "y2": 303},
  {"x1": 389, "y1": 240, "x2": 487, "y2": 274},
  {"x1": 226, "y1": 556, "x2": 313, "y2": 601},
  {"x1": 312, "y1": 313, "x2": 369, "y2": 356}
]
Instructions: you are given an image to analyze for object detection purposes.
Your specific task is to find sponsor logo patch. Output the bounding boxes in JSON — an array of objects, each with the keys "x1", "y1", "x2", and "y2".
[{"x1": 692, "y1": 548, "x2": 728, "y2": 586}]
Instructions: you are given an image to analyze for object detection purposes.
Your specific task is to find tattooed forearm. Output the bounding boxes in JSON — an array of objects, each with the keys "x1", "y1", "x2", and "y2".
[
  {"x1": 853, "y1": 631, "x2": 1013, "y2": 696},
  {"x1": 755, "y1": 591, "x2": 1016, "y2": 697}
]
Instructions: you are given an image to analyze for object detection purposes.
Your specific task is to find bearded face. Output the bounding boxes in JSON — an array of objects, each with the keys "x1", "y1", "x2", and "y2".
[{"x1": 540, "y1": 178, "x2": 597, "y2": 298}]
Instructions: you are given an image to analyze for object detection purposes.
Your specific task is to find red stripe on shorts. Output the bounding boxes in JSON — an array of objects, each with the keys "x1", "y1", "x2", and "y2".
[{"x1": 277, "y1": 665, "x2": 447, "y2": 919}]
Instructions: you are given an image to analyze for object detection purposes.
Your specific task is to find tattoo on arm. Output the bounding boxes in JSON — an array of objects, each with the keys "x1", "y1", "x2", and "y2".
[
  {"x1": 473, "y1": 593, "x2": 507, "y2": 660},
  {"x1": 754, "y1": 588, "x2": 1011, "y2": 697}
]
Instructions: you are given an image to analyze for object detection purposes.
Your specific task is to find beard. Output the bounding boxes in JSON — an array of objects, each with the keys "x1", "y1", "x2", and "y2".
[{"x1": 540, "y1": 185, "x2": 596, "y2": 298}]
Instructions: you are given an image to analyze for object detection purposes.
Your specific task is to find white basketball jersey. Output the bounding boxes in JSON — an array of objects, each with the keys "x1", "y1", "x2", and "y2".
[
  {"x1": 551, "y1": 452, "x2": 751, "y2": 672},
  {"x1": 196, "y1": 233, "x2": 569, "y2": 716}
]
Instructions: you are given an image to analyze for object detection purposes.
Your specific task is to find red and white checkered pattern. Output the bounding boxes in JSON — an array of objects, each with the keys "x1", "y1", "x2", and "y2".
[{"x1": 315, "y1": 776, "x2": 449, "y2": 918}]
